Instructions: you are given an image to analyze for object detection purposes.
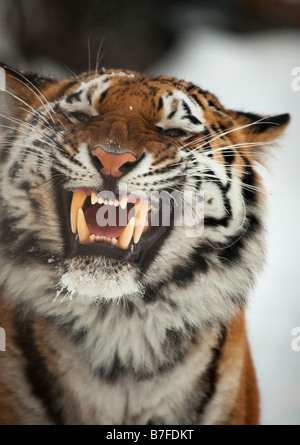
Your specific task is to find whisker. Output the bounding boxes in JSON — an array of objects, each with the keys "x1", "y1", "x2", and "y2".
[
  {"x1": 0, "y1": 113, "x2": 58, "y2": 144},
  {"x1": 1, "y1": 65, "x2": 57, "y2": 124},
  {"x1": 95, "y1": 38, "x2": 105, "y2": 73}
]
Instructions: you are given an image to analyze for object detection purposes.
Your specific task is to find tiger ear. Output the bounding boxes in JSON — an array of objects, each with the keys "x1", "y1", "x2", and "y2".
[
  {"x1": 232, "y1": 110, "x2": 290, "y2": 143},
  {"x1": 0, "y1": 62, "x2": 60, "y2": 120}
]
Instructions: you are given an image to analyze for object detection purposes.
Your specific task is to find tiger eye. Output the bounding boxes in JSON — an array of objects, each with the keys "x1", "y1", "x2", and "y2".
[
  {"x1": 163, "y1": 128, "x2": 189, "y2": 138},
  {"x1": 71, "y1": 112, "x2": 91, "y2": 122}
]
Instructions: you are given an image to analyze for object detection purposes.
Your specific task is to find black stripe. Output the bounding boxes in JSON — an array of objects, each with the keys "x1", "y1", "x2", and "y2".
[
  {"x1": 0, "y1": 129, "x2": 18, "y2": 162},
  {"x1": 55, "y1": 142, "x2": 86, "y2": 168},
  {"x1": 65, "y1": 90, "x2": 83, "y2": 103},
  {"x1": 45, "y1": 314, "x2": 88, "y2": 344},
  {"x1": 201, "y1": 141, "x2": 213, "y2": 157},
  {"x1": 236, "y1": 112, "x2": 290, "y2": 134},
  {"x1": 14, "y1": 313, "x2": 65, "y2": 424},
  {"x1": 185, "y1": 115, "x2": 202, "y2": 125},
  {"x1": 210, "y1": 124, "x2": 219, "y2": 135},
  {"x1": 182, "y1": 100, "x2": 202, "y2": 125},
  {"x1": 202, "y1": 169, "x2": 232, "y2": 227},
  {"x1": 204, "y1": 215, "x2": 230, "y2": 227},
  {"x1": 8, "y1": 161, "x2": 22, "y2": 180},
  {"x1": 223, "y1": 147, "x2": 235, "y2": 164},
  {"x1": 206, "y1": 98, "x2": 223, "y2": 112},
  {"x1": 217, "y1": 213, "x2": 262, "y2": 265},
  {"x1": 51, "y1": 167, "x2": 71, "y2": 258},
  {"x1": 99, "y1": 89, "x2": 108, "y2": 103},
  {"x1": 5, "y1": 228, "x2": 58, "y2": 265},
  {"x1": 190, "y1": 93, "x2": 203, "y2": 107},
  {"x1": 142, "y1": 282, "x2": 170, "y2": 304},
  {"x1": 157, "y1": 97, "x2": 163, "y2": 111},
  {"x1": 182, "y1": 100, "x2": 191, "y2": 115},
  {"x1": 151, "y1": 155, "x2": 173, "y2": 166},
  {"x1": 170, "y1": 247, "x2": 209, "y2": 287},
  {"x1": 167, "y1": 109, "x2": 176, "y2": 119},
  {"x1": 241, "y1": 164, "x2": 257, "y2": 204},
  {"x1": 197, "y1": 326, "x2": 227, "y2": 417},
  {"x1": 96, "y1": 320, "x2": 200, "y2": 383}
]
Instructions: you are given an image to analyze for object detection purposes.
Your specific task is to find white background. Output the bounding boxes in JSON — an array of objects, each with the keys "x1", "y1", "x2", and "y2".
[{"x1": 151, "y1": 26, "x2": 300, "y2": 425}]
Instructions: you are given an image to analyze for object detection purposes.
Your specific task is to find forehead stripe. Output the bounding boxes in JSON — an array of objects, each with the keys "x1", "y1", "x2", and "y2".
[
  {"x1": 185, "y1": 115, "x2": 202, "y2": 125},
  {"x1": 65, "y1": 90, "x2": 83, "y2": 104}
]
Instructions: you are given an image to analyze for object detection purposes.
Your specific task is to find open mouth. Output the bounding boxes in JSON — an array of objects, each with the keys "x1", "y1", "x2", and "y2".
[{"x1": 67, "y1": 188, "x2": 173, "y2": 265}]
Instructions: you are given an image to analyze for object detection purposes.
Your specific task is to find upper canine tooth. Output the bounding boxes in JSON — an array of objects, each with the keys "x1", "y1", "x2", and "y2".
[
  {"x1": 77, "y1": 208, "x2": 90, "y2": 242},
  {"x1": 118, "y1": 216, "x2": 135, "y2": 250},
  {"x1": 133, "y1": 202, "x2": 149, "y2": 244},
  {"x1": 91, "y1": 192, "x2": 98, "y2": 205},
  {"x1": 120, "y1": 196, "x2": 128, "y2": 209},
  {"x1": 70, "y1": 191, "x2": 87, "y2": 234}
]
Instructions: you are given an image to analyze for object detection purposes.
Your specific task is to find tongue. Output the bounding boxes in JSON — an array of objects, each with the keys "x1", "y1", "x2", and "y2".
[{"x1": 84, "y1": 205, "x2": 127, "y2": 239}]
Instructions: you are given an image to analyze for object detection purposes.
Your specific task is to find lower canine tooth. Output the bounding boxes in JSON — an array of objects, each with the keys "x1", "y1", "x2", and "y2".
[
  {"x1": 118, "y1": 216, "x2": 135, "y2": 250},
  {"x1": 77, "y1": 208, "x2": 90, "y2": 242},
  {"x1": 134, "y1": 202, "x2": 149, "y2": 244},
  {"x1": 111, "y1": 237, "x2": 118, "y2": 246}
]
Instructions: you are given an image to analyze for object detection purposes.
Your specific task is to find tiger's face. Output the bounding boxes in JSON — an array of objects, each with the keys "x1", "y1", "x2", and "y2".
[{"x1": 0, "y1": 65, "x2": 289, "y2": 318}]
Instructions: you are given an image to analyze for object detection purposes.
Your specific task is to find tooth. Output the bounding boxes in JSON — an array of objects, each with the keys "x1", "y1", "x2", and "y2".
[
  {"x1": 134, "y1": 202, "x2": 150, "y2": 244},
  {"x1": 98, "y1": 196, "x2": 104, "y2": 204},
  {"x1": 96, "y1": 235, "x2": 101, "y2": 241},
  {"x1": 71, "y1": 191, "x2": 87, "y2": 234},
  {"x1": 109, "y1": 199, "x2": 114, "y2": 206},
  {"x1": 90, "y1": 234, "x2": 96, "y2": 242},
  {"x1": 120, "y1": 196, "x2": 128, "y2": 209},
  {"x1": 91, "y1": 192, "x2": 98, "y2": 205},
  {"x1": 104, "y1": 198, "x2": 108, "y2": 205},
  {"x1": 118, "y1": 216, "x2": 135, "y2": 250},
  {"x1": 111, "y1": 237, "x2": 118, "y2": 246},
  {"x1": 77, "y1": 208, "x2": 90, "y2": 242},
  {"x1": 114, "y1": 199, "x2": 119, "y2": 207}
]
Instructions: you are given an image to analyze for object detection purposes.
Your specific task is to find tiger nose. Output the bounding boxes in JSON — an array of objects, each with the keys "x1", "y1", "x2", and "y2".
[{"x1": 91, "y1": 147, "x2": 137, "y2": 178}]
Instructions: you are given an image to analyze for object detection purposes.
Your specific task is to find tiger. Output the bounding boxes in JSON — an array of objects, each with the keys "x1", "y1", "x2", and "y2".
[{"x1": 0, "y1": 62, "x2": 289, "y2": 425}]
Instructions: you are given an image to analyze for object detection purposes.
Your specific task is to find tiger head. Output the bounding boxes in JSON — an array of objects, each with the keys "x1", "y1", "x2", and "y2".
[{"x1": 0, "y1": 64, "x2": 289, "y2": 325}]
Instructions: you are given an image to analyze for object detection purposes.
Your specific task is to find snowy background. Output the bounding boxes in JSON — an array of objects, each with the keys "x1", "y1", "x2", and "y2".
[
  {"x1": 150, "y1": 26, "x2": 300, "y2": 425},
  {"x1": 0, "y1": 0, "x2": 299, "y2": 425}
]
